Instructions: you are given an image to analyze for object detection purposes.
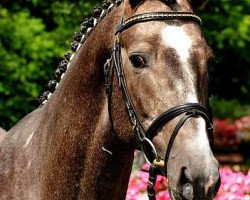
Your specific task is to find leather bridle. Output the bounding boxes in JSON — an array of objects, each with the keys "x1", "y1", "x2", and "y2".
[{"x1": 104, "y1": 12, "x2": 213, "y2": 200}]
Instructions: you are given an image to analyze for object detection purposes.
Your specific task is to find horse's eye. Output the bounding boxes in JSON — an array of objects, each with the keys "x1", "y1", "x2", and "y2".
[{"x1": 129, "y1": 54, "x2": 147, "y2": 69}]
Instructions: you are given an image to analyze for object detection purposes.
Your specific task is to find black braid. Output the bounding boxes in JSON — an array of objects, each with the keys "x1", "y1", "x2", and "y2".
[
  {"x1": 64, "y1": 52, "x2": 72, "y2": 61},
  {"x1": 38, "y1": 0, "x2": 122, "y2": 105}
]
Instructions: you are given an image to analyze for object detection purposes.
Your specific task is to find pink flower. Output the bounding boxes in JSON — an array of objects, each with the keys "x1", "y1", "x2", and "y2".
[
  {"x1": 157, "y1": 191, "x2": 171, "y2": 200},
  {"x1": 214, "y1": 118, "x2": 241, "y2": 147},
  {"x1": 236, "y1": 117, "x2": 250, "y2": 131},
  {"x1": 127, "y1": 166, "x2": 250, "y2": 200}
]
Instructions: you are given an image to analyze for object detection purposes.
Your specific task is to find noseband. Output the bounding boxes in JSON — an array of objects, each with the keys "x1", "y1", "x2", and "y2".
[{"x1": 104, "y1": 12, "x2": 213, "y2": 200}]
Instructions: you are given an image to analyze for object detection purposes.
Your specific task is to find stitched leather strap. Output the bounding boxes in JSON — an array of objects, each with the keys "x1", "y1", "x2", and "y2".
[
  {"x1": 146, "y1": 103, "x2": 213, "y2": 140},
  {"x1": 116, "y1": 12, "x2": 202, "y2": 34}
]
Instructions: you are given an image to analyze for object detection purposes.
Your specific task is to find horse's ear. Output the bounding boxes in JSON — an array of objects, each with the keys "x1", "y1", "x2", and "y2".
[
  {"x1": 127, "y1": 0, "x2": 144, "y2": 8},
  {"x1": 189, "y1": 0, "x2": 208, "y2": 9}
]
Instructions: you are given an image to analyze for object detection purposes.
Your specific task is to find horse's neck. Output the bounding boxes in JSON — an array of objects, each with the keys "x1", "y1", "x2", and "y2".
[
  {"x1": 39, "y1": 5, "x2": 134, "y2": 199},
  {"x1": 76, "y1": 100, "x2": 134, "y2": 199},
  {"x1": 42, "y1": 5, "x2": 119, "y2": 156}
]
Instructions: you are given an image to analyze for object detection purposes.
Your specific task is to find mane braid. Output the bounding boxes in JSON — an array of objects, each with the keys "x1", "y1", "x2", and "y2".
[{"x1": 38, "y1": 0, "x2": 122, "y2": 106}]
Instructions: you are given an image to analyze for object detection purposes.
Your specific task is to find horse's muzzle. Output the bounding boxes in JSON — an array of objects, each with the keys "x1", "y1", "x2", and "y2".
[{"x1": 177, "y1": 165, "x2": 220, "y2": 200}]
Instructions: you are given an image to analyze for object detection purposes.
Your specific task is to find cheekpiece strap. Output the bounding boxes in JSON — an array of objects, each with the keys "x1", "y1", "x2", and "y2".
[{"x1": 115, "y1": 12, "x2": 202, "y2": 34}]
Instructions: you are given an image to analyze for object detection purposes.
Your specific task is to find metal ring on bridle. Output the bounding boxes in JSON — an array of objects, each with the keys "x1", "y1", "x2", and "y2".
[{"x1": 141, "y1": 138, "x2": 160, "y2": 165}]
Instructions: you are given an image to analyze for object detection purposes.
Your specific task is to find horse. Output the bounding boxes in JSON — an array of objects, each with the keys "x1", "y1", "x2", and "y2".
[{"x1": 0, "y1": 0, "x2": 220, "y2": 199}]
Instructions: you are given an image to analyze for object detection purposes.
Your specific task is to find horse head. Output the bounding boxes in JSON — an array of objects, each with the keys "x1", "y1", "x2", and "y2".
[{"x1": 110, "y1": 0, "x2": 220, "y2": 199}]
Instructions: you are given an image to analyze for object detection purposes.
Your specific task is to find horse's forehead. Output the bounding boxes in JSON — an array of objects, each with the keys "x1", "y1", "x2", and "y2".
[
  {"x1": 161, "y1": 25, "x2": 193, "y2": 64},
  {"x1": 130, "y1": 0, "x2": 193, "y2": 14},
  {"x1": 124, "y1": 21, "x2": 200, "y2": 45}
]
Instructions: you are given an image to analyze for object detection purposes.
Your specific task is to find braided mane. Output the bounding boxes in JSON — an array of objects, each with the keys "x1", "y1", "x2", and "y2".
[{"x1": 38, "y1": 0, "x2": 122, "y2": 105}]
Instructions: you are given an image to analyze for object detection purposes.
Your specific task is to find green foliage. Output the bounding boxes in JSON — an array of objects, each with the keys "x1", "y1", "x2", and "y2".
[
  {"x1": 0, "y1": 1, "x2": 100, "y2": 129},
  {"x1": 0, "y1": 8, "x2": 60, "y2": 128},
  {"x1": 200, "y1": 0, "x2": 250, "y2": 103},
  {"x1": 202, "y1": 0, "x2": 250, "y2": 50},
  {"x1": 210, "y1": 96, "x2": 250, "y2": 119}
]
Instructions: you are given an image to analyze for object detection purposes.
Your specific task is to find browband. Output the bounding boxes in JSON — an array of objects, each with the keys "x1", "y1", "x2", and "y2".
[{"x1": 115, "y1": 12, "x2": 202, "y2": 34}]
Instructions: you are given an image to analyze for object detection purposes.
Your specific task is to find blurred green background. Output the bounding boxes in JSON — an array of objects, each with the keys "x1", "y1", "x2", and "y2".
[{"x1": 0, "y1": 0, "x2": 250, "y2": 130}]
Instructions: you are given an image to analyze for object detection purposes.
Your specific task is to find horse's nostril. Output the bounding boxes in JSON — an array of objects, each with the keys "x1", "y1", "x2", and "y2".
[
  {"x1": 205, "y1": 172, "x2": 221, "y2": 195},
  {"x1": 180, "y1": 167, "x2": 192, "y2": 183},
  {"x1": 180, "y1": 168, "x2": 194, "y2": 199},
  {"x1": 182, "y1": 183, "x2": 193, "y2": 200},
  {"x1": 177, "y1": 166, "x2": 220, "y2": 199}
]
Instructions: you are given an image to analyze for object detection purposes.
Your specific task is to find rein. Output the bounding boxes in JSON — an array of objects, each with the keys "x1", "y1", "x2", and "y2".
[{"x1": 104, "y1": 12, "x2": 213, "y2": 200}]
